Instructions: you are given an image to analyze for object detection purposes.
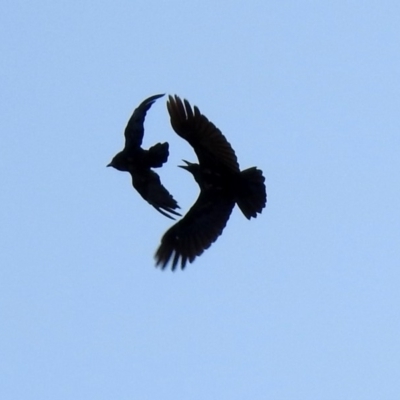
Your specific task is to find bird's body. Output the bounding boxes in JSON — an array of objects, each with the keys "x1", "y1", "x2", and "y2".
[
  {"x1": 108, "y1": 94, "x2": 180, "y2": 219},
  {"x1": 155, "y1": 95, "x2": 267, "y2": 270}
]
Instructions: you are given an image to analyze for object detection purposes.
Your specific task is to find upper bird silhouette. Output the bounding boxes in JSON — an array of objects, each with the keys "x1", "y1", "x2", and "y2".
[
  {"x1": 107, "y1": 94, "x2": 180, "y2": 219},
  {"x1": 155, "y1": 95, "x2": 267, "y2": 270}
]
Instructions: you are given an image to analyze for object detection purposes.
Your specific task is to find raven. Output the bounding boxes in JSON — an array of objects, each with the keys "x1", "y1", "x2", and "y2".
[
  {"x1": 155, "y1": 95, "x2": 267, "y2": 270},
  {"x1": 107, "y1": 94, "x2": 180, "y2": 219}
]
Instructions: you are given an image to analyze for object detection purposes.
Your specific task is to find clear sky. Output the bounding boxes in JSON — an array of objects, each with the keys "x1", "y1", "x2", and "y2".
[{"x1": 1, "y1": 1, "x2": 399, "y2": 399}]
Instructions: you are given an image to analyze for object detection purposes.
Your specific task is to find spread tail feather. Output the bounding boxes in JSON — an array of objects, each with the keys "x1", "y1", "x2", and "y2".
[{"x1": 237, "y1": 167, "x2": 267, "y2": 219}]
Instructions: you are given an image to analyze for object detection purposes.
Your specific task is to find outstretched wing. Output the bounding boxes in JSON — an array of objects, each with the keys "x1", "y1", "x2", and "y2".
[
  {"x1": 154, "y1": 190, "x2": 235, "y2": 270},
  {"x1": 167, "y1": 95, "x2": 240, "y2": 173},
  {"x1": 124, "y1": 94, "x2": 165, "y2": 151},
  {"x1": 130, "y1": 168, "x2": 180, "y2": 219}
]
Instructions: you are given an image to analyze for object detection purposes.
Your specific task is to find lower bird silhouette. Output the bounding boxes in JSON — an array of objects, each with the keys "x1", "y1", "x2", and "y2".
[
  {"x1": 155, "y1": 95, "x2": 267, "y2": 270},
  {"x1": 107, "y1": 94, "x2": 180, "y2": 219}
]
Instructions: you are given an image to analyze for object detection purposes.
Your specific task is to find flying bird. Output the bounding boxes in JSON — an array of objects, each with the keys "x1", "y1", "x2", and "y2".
[
  {"x1": 107, "y1": 94, "x2": 180, "y2": 219},
  {"x1": 155, "y1": 95, "x2": 267, "y2": 270}
]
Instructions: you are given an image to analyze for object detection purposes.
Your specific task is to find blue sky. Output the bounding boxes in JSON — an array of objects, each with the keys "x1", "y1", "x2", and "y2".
[{"x1": 1, "y1": 1, "x2": 399, "y2": 399}]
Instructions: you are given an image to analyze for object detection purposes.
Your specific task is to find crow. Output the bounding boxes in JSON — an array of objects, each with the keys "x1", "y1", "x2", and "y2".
[
  {"x1": 107, "y1": 94, "x2": 180, "y2": 219},
  {"x1": 155, "y1": 95, "x2": 267, "y2": 270}
]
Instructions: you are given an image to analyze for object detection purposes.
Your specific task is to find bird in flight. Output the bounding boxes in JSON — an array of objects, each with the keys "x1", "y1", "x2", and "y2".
[
  {"x1": 155, "y1": 95, "x2": 267, "y2": 270},
  {"x1": 107, "y1": 94, "x2": 180, "y2": 219}
]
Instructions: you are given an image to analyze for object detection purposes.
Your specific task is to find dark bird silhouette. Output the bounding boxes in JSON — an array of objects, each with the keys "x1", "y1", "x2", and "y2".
[
  {"x1": 107, "y1": 94, "x2": 180, "y2": 219},
  {"x1": 155, "y1": 95, "x2": 267, "y2": 270}
]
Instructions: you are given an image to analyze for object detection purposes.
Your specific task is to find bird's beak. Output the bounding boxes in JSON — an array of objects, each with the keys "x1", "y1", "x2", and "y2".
[
  {"x1": 106, "y1": 162, "x2": 112, "y2": 167},
  {"x1": 178, "y1": 159, "x2": 191, "y2": 171}
]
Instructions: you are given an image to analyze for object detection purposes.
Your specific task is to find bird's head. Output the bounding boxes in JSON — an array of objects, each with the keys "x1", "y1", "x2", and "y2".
[
  {"x1": 179, "y1": 160, "x2": 202, "y2": 184},
  {"x1": 107, "y1": 152, "x2": 128, "y2": 172},
  {"x1": 178, "y1": 160, "x2": 199, "y2": 174}
]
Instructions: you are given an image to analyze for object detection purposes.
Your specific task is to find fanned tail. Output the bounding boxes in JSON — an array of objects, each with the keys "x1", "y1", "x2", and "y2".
[{"x1": 236, "y1": 167, "x2": 267, "y2": 219}]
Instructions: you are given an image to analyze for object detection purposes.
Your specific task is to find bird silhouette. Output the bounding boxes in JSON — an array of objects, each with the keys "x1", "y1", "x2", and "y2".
[
  {"x1": 107, "y1": 94, "x2": 180, "y2": 219},
  {"x1": 155, "y1": 95, "x2": 267, "y2": 270}
]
